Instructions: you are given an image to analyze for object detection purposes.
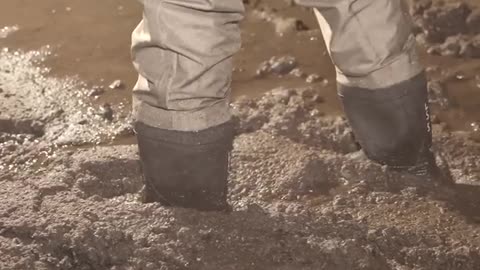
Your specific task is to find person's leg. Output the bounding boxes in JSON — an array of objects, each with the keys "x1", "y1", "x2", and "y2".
[
  {"x1": 131, "y1": 0, "x2": 244, "y2": 210},
  {"x1": 296, "y1": 0, "x2": 440, "y2": 179}
]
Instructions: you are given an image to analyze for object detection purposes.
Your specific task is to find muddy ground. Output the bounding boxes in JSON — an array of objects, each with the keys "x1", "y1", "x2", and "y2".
[{"x1": 1, "y1": 0, "x2": 480, "y2": 269}]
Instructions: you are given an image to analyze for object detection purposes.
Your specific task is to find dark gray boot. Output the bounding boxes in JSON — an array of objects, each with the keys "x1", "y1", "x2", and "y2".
[
  {"x1": 338, "y1": 72, "x2": 451, "y2": 186},
  {"x1": 134, "y1": 121, "x2": 234, "y2": 211}
]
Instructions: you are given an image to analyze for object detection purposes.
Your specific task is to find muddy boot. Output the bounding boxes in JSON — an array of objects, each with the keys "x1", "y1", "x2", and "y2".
[
  {"x1": 134, "y1": 121, "x2": 234, "y2": 211},
  {"x1": 338, "y1": 72, "x2": 453, "y2": 189}
]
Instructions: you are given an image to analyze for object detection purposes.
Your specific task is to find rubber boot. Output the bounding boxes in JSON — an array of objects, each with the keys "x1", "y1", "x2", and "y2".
[
  {"x1": 338, "y1": 72, "x2": 452, "y2": 187},
  {"x1": 134, "y1": 121, "x2": 234, "y2": 211}
]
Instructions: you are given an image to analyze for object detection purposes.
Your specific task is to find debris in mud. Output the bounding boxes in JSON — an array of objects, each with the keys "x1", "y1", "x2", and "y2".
[
  {"x1": 306, "y1": 73, "x2": 321, "y2": 83},
  {"x1": 306, "y1": 74, "x2": 329, "y2": 86},
  {"x1": 470, "y1": 122, "x2": 480, "y2": 141},
  {"x1": 427, "y1": 34, "x2": 480, "y2": 58},
  {"x1": 412, "y1": 0, "x2": 480, "y2": 58},
  {"x1": 256, "y1": 56, "x2": 298, "y2": 77},
  {"x1": 0, "y1": 25, "x2": 19, "y2": 39},
  {"x1": 289, "y1": 67, "x2": 306, "y2": 78},
  {"x1": 320, "y1": 78, "x2": 329, "y2": 86},
  {"x1": 87, "y1": 86, "x2": 105, "y2": 97},
  {"x1": 98, "y1": 103, "x2": 114, "y2": 121},
  {"x1": 272, "y1": 17, "x2": 309, "y2": 36},
  {"x1": 455, "y1": 71, "x2": 468, "y2": 80},
  {"x1": 109, "y1": 79, "x2": 124, "y2": 90},
  {"x1": 251, "y1": 8, "x2": 309, "y2": 36}
]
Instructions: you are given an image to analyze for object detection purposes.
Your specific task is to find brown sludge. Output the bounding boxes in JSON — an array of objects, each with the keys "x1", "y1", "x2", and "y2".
[{"x1": 1, "y1": 0, "x2": 480, "y2": 269}]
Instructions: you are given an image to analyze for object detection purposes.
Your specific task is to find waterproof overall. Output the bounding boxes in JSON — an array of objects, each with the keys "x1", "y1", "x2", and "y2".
[{"x1": 131, "y1": 0, "x2": 423, "y2": 131}]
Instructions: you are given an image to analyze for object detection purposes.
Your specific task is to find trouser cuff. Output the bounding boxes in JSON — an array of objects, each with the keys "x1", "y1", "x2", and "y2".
[
  {"x1": 132, "y1": 98, "x2": 231, "y2": 132},
  {"x1": 336, "y1": 45, "x2": 424, "y2": 90}
]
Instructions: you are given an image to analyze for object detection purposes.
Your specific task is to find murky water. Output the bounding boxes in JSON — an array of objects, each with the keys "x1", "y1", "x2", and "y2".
[{"x1": 0, "y1": 0, "x2": 479, "y2": 135}]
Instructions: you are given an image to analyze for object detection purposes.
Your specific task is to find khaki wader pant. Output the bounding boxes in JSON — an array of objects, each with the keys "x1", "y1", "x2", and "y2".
[{"x1": 131, "y1": 0, "x2": 423, "y2": 131}]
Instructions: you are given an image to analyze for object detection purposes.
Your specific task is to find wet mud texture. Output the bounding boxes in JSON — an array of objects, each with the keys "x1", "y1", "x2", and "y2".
[
  {"x1": 412, "y1": 0, "x2": 480, "y2": 58},
  {"x1": 1, "y1": 0, "x2": 480, "y2": 269},
  {"x1": 2, "y1": 75, "x2": 480, "y2": 269}
]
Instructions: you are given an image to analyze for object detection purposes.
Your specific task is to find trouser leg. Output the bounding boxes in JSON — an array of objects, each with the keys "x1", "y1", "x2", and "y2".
[
  {"x1": 296, "y1": 0, "x2": 437, "y2": 175},
  {"x1": 131, "y1": 0, "x2": 244, "y2": 131},
  {"x1": 131, "y1": 0, "x2": 244, "y2": 210},
  {"x1": 295, "y1": 0, "x2": 422, "y2": 88}
]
